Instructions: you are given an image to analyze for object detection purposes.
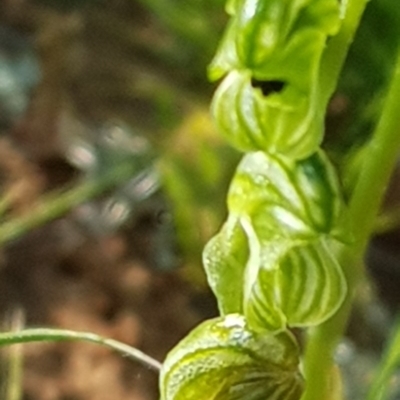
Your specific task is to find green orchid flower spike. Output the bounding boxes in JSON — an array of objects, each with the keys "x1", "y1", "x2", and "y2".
[{"x1": 160, "y1": 0, "x2": 354, "y2": 398}]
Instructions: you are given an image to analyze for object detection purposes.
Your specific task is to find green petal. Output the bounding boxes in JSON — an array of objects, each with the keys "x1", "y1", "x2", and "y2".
[
  {"x1": 235, "y1": 0, "x2": 340, "y2": 70},
  {"x1": 203, "y1": 216, "x2": 249, "y2": 315},
  {"x1": 279, "y1": 239, "x2": 347, "y2": 327},
  {"x1": 244, "y1": 239, "x2": 347, "y2": 331},
  {"x1": 160, "y1": 315, "x2": 304, "y2": 400}
]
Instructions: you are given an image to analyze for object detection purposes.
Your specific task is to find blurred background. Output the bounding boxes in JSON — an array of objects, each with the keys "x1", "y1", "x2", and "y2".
[{"x1": 0, "y1": 0, "x2": 399, "y2": 399}]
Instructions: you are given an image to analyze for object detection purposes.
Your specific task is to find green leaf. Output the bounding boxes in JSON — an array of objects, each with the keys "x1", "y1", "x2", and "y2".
[
  {"x1": 228, "y1": 151, "x2": 345, "y2": 241},
  {"x1": 160, "y1": 314, "x2": 304, "y2": 400},
  {"x1": 243, "y1": 238, "x2": 347, "y2": 331},
  {"x1": 203, "y1": 216, "x2": 249, "y2": 315}
]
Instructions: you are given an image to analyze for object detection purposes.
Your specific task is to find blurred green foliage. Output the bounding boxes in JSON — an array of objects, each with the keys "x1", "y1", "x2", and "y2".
[
  {"x1": 332, "y1": 0, "x2": 400, "y2": 151},
  {"x1": 159, "y1": 111, "x2": 239, "y2": 283}
]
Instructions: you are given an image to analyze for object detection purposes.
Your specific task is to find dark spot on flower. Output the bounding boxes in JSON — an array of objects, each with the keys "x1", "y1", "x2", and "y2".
[{"x1": 251, "y1": 78, "x2": 286, "y2": 96}]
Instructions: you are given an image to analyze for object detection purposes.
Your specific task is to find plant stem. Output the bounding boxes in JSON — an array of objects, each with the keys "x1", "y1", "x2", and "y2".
[
  {"x1": 319, "y1": 0, "x2": 370, "y2": 107},
  {"x1": 303, "y1": 46, "x2": 400, "y2": 400},
  {"x1": 0, "y1": 328, "x2": 162, "y2": 371},
  {"x1": 5, "y1": 309, "x2": 24, "y2": 400}
]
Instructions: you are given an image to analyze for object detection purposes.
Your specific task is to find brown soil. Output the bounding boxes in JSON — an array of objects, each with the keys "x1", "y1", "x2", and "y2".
[{"x1": 0, "y1": 214, "x2": 217, "y2": 400}]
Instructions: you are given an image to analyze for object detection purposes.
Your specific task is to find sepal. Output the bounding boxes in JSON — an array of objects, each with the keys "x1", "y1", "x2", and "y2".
[
  {"x1": 228, "y1": 151, "x2": 345, "y2": 241},
  {"x1": 203, "y1": 216, "x2": 248, "y2": 315},
  {"x1": 160, "y1": 315, "x2": 304, "y2": 400},
  {"x1": 210, "y1": 0, "x2": 340, "y2": 80}
]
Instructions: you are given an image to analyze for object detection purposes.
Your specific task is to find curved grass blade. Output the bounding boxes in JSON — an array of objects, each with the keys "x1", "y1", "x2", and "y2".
[{"x1": 0, "y1": 328, "x2": 161, "y2": 372}]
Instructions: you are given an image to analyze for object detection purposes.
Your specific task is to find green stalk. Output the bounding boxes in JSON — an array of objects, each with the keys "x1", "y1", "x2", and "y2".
[
  {"x1": 0, "y1": 328, "x2": 161, "y2": 372},
  {"x1": 319, "y1": 0, "x2": 370, "y2": 107},
  {"x1": 303, "y1": 46, "x2": 400, "y2": 400},
  {"x1": 5, "y1": 310, "x2": 24, "y2": 400}
]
